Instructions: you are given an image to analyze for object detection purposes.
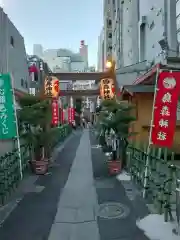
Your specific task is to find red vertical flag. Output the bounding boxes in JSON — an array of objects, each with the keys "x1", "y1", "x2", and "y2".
[
  {"x1": 68, "y1": 107, "x2": 72, "y2": 123},
  {"x1": 51, "y1": 99, "x2": 59, "y2": 126},
  {"x1": 151, "y1": 71, "x2": 180, "y2": 148},
  {"x1": 71, "y1": 108, "x2": 75, "y2": 121}
]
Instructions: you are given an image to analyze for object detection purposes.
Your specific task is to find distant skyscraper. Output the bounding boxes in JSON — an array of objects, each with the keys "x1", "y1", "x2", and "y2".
[
  {"x1": 103, "y1": 0, "x2": 113, "y2": 63},
  {"x1": 33, "y1": 44, "x2": 43, "y2": 58},
  {"x1": 97, "y1": 28, "x2": 105, "y2": 71},
  {"x1": 79, "y1": 40, "x2": 88, "y2": 69}
]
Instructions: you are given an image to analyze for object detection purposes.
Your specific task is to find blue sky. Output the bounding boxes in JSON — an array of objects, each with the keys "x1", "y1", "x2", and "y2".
[{"x1": 2, "y1": 0, "x2": 103, "y2": 66}]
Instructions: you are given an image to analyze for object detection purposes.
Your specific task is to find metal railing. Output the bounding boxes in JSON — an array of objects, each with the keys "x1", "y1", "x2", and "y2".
[
  {"x1": 127, "y1": 145, "x2": 180, "y2": 225},
  {"x1": 0, "y1": 124, "x2": 72, "y2": 206}
]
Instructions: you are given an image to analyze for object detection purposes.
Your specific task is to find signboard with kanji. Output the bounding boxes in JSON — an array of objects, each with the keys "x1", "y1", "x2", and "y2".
[
  {"x1": 151, "y1": 71, "x2": 180, "y2": 148},
  {"x1": 0, "y1": 74, "x2": 17, "y2": 139},
  {"x1": 51, "y1": 99, "x2": 59, "y2": 126},
  {"x1": 100, "y1": 78, "x2": 115, "y2": 100}
]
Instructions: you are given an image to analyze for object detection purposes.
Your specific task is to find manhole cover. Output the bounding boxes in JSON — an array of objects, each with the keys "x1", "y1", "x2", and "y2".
[{"x1": 97, "y1": 202, "x2": 130, "y2": 219}]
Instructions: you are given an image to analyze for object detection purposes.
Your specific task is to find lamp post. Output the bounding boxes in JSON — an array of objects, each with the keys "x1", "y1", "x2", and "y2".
[{"x1": 105, "y1": 59, "x2": 119, "y2": 98}]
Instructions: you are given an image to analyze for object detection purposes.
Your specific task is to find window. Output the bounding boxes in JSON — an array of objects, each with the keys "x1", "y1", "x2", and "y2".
[
  {"x1": 10, "y1": 36, "x2": 14, "y2": 47},
  {"x1": 177, "y1": 0, "x2": 180, "y2": 16},
  {"x1": 21, "y1": 79, "x2": 24, "y2": 87},
  {"x1": 177, "y1": 14, "x2": 180, "y2": 30},
  {"x1": 108, "y1": 33, "x2": 112, "y2": 38},
  {"x1": 107, "y1": 19, "x2": 112, "y2": 27},
  {"x1": 25, "y1": 81, "x2": 28, "y2": 88}
]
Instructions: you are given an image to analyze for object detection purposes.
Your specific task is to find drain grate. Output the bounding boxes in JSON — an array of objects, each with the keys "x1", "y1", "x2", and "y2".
[{"x1": 97, "y1": 202, "x2": 130, "y2": 219}]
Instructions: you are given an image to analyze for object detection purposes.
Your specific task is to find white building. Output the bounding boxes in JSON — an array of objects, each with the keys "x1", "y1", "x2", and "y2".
[
  {"x1": 99, "y1": 0, "x2": 179, "y2": 90},
  {"x1": 103, "y1": 0, "x2": 113, "y2": 63},
  {"x1": 33, "y1": 43, "x2": 88, "y2": 73},
  {"x1": 33, "y1": 44, "x2": 43, "y2": 58},
  {"x1": 0, "y1": 7, "x2": 29, "y2": 93},
  {"x1": 97, "y1": 28, "x2": 105, "y2": 71},
  {"x1": 110, "y1": 0, "x2": 177, "y2": 69},
  {"x1": 79, "y1": 40, "x2": 88, "y2": 69},
  {"x1": 176, "y1": 0, "x2": 180, "y2": 48}
]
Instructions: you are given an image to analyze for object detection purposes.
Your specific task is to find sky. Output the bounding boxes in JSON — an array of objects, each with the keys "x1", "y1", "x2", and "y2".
[{"x1": 0, "y1": 0, "x2": 103, "y2": 66}]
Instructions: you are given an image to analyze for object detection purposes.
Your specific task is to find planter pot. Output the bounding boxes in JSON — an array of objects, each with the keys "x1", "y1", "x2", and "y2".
[
  {"x1": 107, "y1": 160, "x2": 122, "y2": 175},
  {"x1": 30, "y1": 159, "x2": 49, "y2": 175}
]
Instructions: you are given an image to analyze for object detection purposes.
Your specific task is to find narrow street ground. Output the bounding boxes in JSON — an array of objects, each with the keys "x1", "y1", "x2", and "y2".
[
  {"x1": 0, "y1": 131, "x2": 82, "y2": 240},
  {"x1": 90, "y1": 131, "x2": 150, "y2": 240},
  {"x1": 0, "y1": 130, "x2": 150, "y2": 240}
]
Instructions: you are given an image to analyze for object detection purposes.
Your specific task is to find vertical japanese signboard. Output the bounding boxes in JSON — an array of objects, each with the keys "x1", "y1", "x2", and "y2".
[
  {"x1": 100, "y1": 78, "x2": 115, "y2": 100},
  {"x1": 68, "y1": 107, "x2": 72, "y2": 123},
  {"x1": 0, "y1": 74, "x2": 17, "y2": 139},
  {"x1": 71, "y1": 108, "x2": 75, "y2": 122},
  {"x1": 51, "y1": 99, "x2": 59, "y2": 126},
  {"x1": 151, "y1": 71, "x2": 180, "y2": 148}
]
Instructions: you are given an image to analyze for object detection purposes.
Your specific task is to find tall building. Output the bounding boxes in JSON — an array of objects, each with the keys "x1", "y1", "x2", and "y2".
[
  {"x1": 33, "y1": 45, "x2": 87, "y2": 73},
  {"x1": 0, "y1": 7, "x2": 30, "y2": 156},
  {"x1": 109, "y1": 0, "x2": 177, "y2": 68},
  {"x1": 33, "y1": 44, "x2": 43, "y2": 58},
  {"x1": 97, "y1": 28, "x2": 105, "y2": 71},
  {"x1": 0, "y1": 8, "x2": 29, "y2": 93},
  {"x1": 176, "y1": 0, "x2": 180, "y2": 49},
  {"x1": 79, "y1": 40, "x2": 88, "y2": 69},
  {"x1": 103, "y1": 0, "x2": 113, "y2": 63}
]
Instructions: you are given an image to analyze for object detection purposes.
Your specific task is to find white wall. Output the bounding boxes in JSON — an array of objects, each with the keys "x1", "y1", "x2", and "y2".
[{"x1": 70, "y1": 61, "x2": 86, "y2": 72}]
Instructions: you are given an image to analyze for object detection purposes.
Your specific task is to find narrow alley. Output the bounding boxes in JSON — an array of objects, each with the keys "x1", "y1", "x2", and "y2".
[{"x1": 0, "y1": 130, "x2": 150, "y2": 240}]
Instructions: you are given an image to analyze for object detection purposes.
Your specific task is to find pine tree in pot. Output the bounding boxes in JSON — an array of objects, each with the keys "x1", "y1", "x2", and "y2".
[
  {"x1": 99, "y1": 99, "x2": 136, "y2": 172},
  {"x1": 17, "y1": 94, "x2": 53, "y2": 175}
]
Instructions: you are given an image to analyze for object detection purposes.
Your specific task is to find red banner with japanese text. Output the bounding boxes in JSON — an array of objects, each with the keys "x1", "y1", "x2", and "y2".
[
  {"x1": 68, "y1": 107, "x2": 72, "y2": 123},
  {"x1": 71, "y1": 108, "x2": 75, "y2": 121},
  {"x1": 151, "y1": 71, "x2": 180, "y2": 148},
  {"x1": 51, "y1": 99, "x2": 59, "y2": 126}
]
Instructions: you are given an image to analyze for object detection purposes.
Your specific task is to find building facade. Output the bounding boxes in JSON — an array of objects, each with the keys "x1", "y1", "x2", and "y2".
[
  {"x1": 33, "y1": 44, "x2": 89, "y2": 73},
  {"x1": 0, "y1": 7, "x2": 29, "y2": 94},
  {"x1": 103, "y1": 0, "x2": 113, "y2": 63},
  {"x1": 27, "y1": 55, "x2": 51, "y2": 95},
  {"x1": 79, "y1": 40, "x2": 88, "y2": 69},
  {"x1": 0, "y1": 8, "x2": 30, "y2": 156},
  {"x1": 176, "y1": 0, "x2": 180, "y2": 49},
  {"x1": 97, "y1": 28, "x2": 105, "y2": 71},
  {"x1": 110, "y1": 0, "x2": 177, "y2": 68}
]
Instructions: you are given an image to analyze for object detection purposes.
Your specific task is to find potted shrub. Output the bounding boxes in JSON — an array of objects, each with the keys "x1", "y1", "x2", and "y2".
[
  {"x1": 17, "y1": 94, "x2": 53, "y2": 174},
  {"x1": 97, "y1": 99, "x2": 136, "y2": 174}
]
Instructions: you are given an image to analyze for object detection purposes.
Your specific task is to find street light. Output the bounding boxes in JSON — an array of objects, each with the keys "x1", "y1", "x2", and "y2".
[{"x1": 106, "y1": 60, "x2": 112, "y2": 69}]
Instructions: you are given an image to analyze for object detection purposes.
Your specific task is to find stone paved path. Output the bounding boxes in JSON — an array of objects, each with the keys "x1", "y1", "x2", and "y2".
[
  {"x1": 0, "y1": 130, "x2": 151, "y2": 240},
  {"x1": 48, "y1": 129, "x2": 100, "y2": 240},
  {"x1": 90, "y1": 131, "x2": 150, "y2": 240},
  {"x1": 0, "y1": 131, "x2": 82, "y2": 240}
]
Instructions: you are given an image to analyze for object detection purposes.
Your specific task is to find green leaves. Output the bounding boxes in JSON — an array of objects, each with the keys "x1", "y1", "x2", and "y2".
[
  {"x1": 17, "y1": 94, "x2": 52, "y2": 149},
  {"x1": 98, "y1": 99, "x2": 136, "y2": 139}
]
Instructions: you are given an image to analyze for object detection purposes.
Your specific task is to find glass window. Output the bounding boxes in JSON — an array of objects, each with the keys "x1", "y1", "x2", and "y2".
[
  {"x1": 21, "y1": 79, "x2": 24, "y2": 86},
  {"x1": 177, "y1": 0, "x2": 180, "y2": 16},
  {"x1": 177, "y1": 14, "x2": 180, "y2": 30},
  {"x1": 177, "y1": 31, "x2": 180, "y2": 42}
]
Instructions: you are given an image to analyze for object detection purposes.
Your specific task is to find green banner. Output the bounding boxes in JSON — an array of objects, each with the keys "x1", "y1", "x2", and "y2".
[{"x1": 0, "y1": 74, "x2": 17, "y2": 139}]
